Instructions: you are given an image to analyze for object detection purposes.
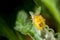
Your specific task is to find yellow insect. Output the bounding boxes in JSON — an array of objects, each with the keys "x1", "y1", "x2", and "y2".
[
  {"x1": 31, "y1": 12, "x2": 46, "y2": 31},
  {"x1": 33, "y1": 14, "x2": 45, "y2": 31},
  {"x1": 30, "y1": 7, "x2": 46, "y2": 31}
]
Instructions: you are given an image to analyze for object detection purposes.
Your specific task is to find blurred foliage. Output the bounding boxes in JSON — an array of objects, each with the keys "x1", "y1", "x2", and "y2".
[
  {"x1": 0, "y1": 0, "x2": 60, "y2": 40},
  {"x1": 14, "y1": 10, "x2": 42, "y2": 40}
]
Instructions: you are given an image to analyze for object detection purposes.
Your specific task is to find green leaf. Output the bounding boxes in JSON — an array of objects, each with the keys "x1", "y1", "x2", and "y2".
[
  {"x1": 14, "y1": 10, "x2": 32, "y2": 34},
  {"x1": 14, "y1": 10, "x2": 43, "y2": 40}
]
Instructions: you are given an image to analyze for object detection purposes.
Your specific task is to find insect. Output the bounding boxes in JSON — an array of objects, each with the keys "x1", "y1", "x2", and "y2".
[
  {"x1": 30, "y1": 12, "x2": 46, "y2": 31},
  {"x1": 29, "y1": 7, "x2": 46, "y2": 31},
  {"x1": 33, "y1": 14, "x2": 46, "y2": 31}
]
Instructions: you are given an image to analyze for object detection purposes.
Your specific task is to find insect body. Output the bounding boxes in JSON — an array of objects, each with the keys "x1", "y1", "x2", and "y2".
[
  {"x1": 29, "y1": 7, "x2": 46, "y2": 31},
  {"x1": 32, "y1": 14, "x2": 46, "y2": 31}
]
